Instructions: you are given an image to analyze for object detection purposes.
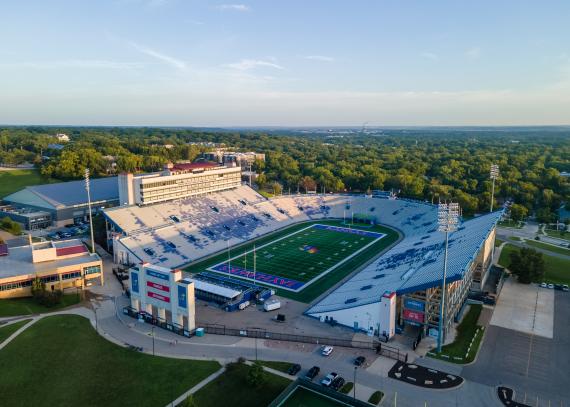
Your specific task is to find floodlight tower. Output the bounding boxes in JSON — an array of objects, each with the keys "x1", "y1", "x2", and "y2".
[
  {"x1": 437, "y1": 202, "x2": 460, "y2": 353},
  {"x1": 489, "y1": 164, "x2": 499, "y2": 212},
  {"x1": 85, "y1": 169, "x2": 96, "y2": 254}
]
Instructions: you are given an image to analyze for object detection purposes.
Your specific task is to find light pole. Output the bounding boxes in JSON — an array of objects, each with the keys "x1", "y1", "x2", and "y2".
[
  {"x1": 94, "y1": 305, "x2": 99, "y2": 333},
  {"x1": 437, "y1": 202, "x2": 460, "y2": 353},
  {"x1": 85, "y1": 169, "x2": 96, "y2": 254},
  {"x1": 489, "y1": 164, "x2": 499, "y2": 212},
  {"x1": 151, "y1": 325, "x2": 155, "y2": 356},
  {"x1": 353, "y1": 366, "x2": 357, "y2": 400}
]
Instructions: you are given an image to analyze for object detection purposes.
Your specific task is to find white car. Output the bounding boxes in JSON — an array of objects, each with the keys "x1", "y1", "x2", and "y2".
[
  {"x1": 547, "y1": 284, "x2": 555, "y2": 289},
  {"x1": 540, "y1": 282, "x2": 547, "y2": 288},
  {"x1": 321, "y1": 372, "x2": 338, "y2": 387},
  {"x1": 321, "y1": 346, "x2": 333, "y2": 356},
  {"x1": 562, "y1": 285, "x2": 569, "y2": 292}
]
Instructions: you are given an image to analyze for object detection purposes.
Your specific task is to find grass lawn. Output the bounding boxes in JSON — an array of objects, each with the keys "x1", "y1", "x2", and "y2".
[
  {"x1": 494, "y1": 238, "x2": 504, "y2": 247},
  {"x1": 0, "y1": 293, "x2": 82, "y2": 317},
  {"x1": 185, "y1": 220, "x2": 399, "y2": 303},
  {"x1": 193, "y1": 362, "x2": 291, "y2": 407},
  {"x1": 0, "y1": 319, "x2": 31, "y2": 344},
  {"x1": 258, "y1": 360, "x2": 294, "y2": 373},
  {"x1": 428, "y1": 304, "x2": 483, "y2": 364},
  {"x1": 508, "y1": 236, "x2": 522, "y2": 241},
  {"x1": 279, "y1": 385, "x2": 346, "y2": 407},
  {"x1": 498, "y1": 220, "x2": 524, "y2": 229},
  {"x1": 525, "y1": 239, "x2": 570, "y2": 256},
  {"x1": 544, "y1": 229, "x2": 570, "y2": 242},
  {"x1": 498, "y1": 244, "x2": 570, "y2": 285},
  {"x1": 0, "y1": 315, "x2": 220, "y2": 407},
  {"x1": 0, "y1": 169, "x2": 56, "y2": 199}
]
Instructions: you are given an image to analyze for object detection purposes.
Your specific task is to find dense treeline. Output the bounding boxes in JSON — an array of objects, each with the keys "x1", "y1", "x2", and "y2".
[{"x1": 0, "y1": 126, "x2": 568, "y2": 220}]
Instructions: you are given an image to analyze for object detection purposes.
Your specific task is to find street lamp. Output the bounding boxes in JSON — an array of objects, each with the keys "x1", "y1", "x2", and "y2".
[
  {"x1": 85, "y1": 169, "x2": 96, "y2": 254},
  {"x1": 437, "y1": 202, "x2": 460, "y2": 353},
  {"x1": 93, "y1": 305, "x2": 99, "y2": 333},
  {"x1": 489, "y1": 164, "x2": 499, "y2": 212},
  {"x1": 151, "y1": 325, "x2": 155, "y2": 356},
  {"x1": 353, "y1": 366, "x2": 357, "y2": 400}
]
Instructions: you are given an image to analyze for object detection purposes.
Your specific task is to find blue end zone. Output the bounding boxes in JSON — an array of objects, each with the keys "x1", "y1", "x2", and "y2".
[
  {"x1": 312, "y1": 223, "x2": 386, "y2": 238},
  {"x1": 210, "y1": 263, "x2": 305, "y2": 290}
]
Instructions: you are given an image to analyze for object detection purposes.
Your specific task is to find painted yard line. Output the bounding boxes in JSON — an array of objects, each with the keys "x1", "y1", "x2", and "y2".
[{"x1": 207, "y1": 226, "x2": 385, "y2": 293}]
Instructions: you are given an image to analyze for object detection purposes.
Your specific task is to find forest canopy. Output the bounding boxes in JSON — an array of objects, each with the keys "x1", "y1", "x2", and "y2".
[{"x1": 0, "y1": 126, "x2": 568, "y2": 219}]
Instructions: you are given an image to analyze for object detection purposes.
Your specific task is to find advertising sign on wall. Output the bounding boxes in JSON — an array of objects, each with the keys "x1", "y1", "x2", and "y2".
[
  {"x1": 404, "y1": 298, "x2": 425, "y2": 312},
  {"x1": 131, "y1": 272, "x2": 139, "y2": 293},
  {"x1": 178, "y1": 285, "x2": 187, "y2": 309},
  {"x1": 403, "y1": 309, "x2": 425, "y2": 324},
  {"x1": 146, "y1": 269, "x2": 169, "y2": 281},
  {"x1": 147, "y1": 281, "x2": 170, "y2": 292},
  {"x1": 148, "y1": 291, "x2": 170, "y2": 303}
]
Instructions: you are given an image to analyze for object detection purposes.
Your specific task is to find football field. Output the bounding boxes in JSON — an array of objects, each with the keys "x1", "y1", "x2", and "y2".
[{"x1": 208, "y1": 224, "x2": 386, "y2": 292}]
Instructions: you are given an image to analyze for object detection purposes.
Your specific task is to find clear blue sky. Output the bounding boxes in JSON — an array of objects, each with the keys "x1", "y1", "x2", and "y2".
[{"x1": 1, "y1": 0, "x2": 569, "y2": 126}]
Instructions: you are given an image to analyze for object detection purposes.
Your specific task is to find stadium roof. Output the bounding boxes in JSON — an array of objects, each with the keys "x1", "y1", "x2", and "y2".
[
  {"x1": 3, "y1": 177, "x2": 118, "y2": 210},
  {"x1": 305, "y1": 210, "x2": 502, "y2": 316}
]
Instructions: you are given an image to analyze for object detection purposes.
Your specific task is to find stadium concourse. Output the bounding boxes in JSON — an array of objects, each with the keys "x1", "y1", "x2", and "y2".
[{"x1": 103, "y1": 183, "x2": 501, "y2": 342}]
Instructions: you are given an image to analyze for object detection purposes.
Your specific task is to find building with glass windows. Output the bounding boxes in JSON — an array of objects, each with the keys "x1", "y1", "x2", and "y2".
[{"x1": 0, "y1": 239, "x2": 103, "y2": 299}]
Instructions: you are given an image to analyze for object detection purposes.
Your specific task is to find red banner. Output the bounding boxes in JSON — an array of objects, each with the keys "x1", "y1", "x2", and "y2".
[
  {"x1": 147, "y1": 281, "x2": 170, "y2": 292},
  {"x1": 403, "y1": 309, "x2": 424, "y2": 324},
  {"x1": 147, "y1": 290, "x2": 170, "y2": 303}
]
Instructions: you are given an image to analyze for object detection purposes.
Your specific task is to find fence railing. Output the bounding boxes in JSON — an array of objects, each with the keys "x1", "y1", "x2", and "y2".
[{"x1": 123, "y1": 306, "x2": 407, "y2": 362}]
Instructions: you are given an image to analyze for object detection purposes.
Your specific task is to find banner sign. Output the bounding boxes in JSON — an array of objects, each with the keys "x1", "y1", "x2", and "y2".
[
  {"x1": 178, "y1": 285, "x2": 187, "y2": 309},
  {"x1": 147, "y1": 290, "x2": 170, "y2": 303},
  {"x1": 147, "y1": 281, "x2": 170, "y2": 292},
  {"x1": 131, "y1": 272, "x2": 139, "y2": 293},
  {"x1": 146, "y1": 269, "x2": 169, "y2": 281},
  {"x1": 403, "y1": 309, "x2": 425, "y2": 324},
  {"x1": 404, "y1": 298, "x2": 425, "y2": 312}
]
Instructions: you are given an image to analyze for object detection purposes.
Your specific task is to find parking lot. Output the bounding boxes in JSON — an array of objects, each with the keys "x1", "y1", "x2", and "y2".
[{"x1": 463, "y1": 286, "x2": 570, "y2": 406}]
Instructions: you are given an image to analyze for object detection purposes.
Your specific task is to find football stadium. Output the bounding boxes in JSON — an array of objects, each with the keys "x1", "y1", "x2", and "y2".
[{"x1": 103, "y1": 163, "x2": 500, "y2": 342}]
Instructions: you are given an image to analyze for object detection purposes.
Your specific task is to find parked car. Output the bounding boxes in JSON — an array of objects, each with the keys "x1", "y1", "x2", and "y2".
[
  {"x1": 305, "y1": 366, "x2": 320, "y2": 380},
  {"x1": 321, "y1": 346, "x2": 333, "y2": 356},
  {"x1": 60, "y1": 232, "x2": 72, "y2": 238},
  {"x1": 540, "y1": 282, "x2": 547, "y2": 288},
  {"x1": 320, "y1": 372, "x2": 338, "y2": 387},
  {"x1": 548, "y1": 283, "x2": 555, "y2": 289},
  {"x1": 287, "y1": 364, "x2": 301, "y2": 376},
  {"x1": 562, "y1": 285, "x2": 569, "y2": 292},
  {"x1": 331, "y1": 377, "x2": 345, "y2": 391},
  {"x1": 354, "y1": 356, "x2": 366, "y2": 366}
]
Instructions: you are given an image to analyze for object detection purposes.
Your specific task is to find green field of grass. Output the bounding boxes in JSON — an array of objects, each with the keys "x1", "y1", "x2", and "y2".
[
  {"x1": 498, "y1": 220, "x2": 524, "y2": 229},
  {"x1": 428, "y1": 304, "x2": 483, "y2": 364},
  {"x1": 0, "y1": 319, "x2": 31, "y2": 344},
  {"x1": 544, "y1": 229, "x2": 570, "y2": 242},
  {"x1": 525, "y1": 239, "x2": 570, "y2": 256},
  {"x1": 279, "y1": 386, "x2": 345, "y2": 407},
  {"x1": 498, "y1": 244, "x2": 570, "y2": 285},
  {"x1": 0, "y1": 293, "x2": 81, "y2": 317},
  {"x1": 193, "y1": 362, "x2": 291, "y2": 407},
  {"x1": 0, "y1": 315, "x2": 220, "y2": 407},
  {"x1": 185, "y1": 220, "x2": 399, "y2": 303},
  {"x1": 0, "y1": 169, "x2": 56, "y2": 199}
]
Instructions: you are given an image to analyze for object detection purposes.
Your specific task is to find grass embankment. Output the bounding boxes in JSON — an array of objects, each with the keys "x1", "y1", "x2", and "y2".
[
  {"x1": 258, "y1": 360, "x2": 294, "y2": 373},
  {"x1": 0, "y1": 319, "x2": 31, "y2": 344},
  {"x1": 499, "y1": 244, "x2": 570, "y2": 285},
  {"x1": 428, "y1": 304, "x2": 484, "y2": 364},
  {"x1": 0, "y1": 293, "x2": 81, "y2": 317},
  {"x1": 193, "y1": 362, "x2": 291, "y2": 407},
  {"x1": 544, "y1": 229, "x2": 570, "y2": 242},
  {"x1": 184, "y1": 219, "x2": 399, "y2": 303},
  {"x1": 524, "y1": 239, "x2": 570, "y2": 256},
  {"x1": 0, "y1": 315, "x2": 220, "y2": 407},
  {"x1": 0, "y1": 169, "x2": 56, "y2": 199},
  {"x1": 494, "y1": 238, "x2": 504, "y2": 247}
]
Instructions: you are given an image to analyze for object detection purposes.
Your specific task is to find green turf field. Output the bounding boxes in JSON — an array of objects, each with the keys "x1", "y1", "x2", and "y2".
[
  {"x1": 185, "y1": 220, "x2": 399, "y2": 303},
  {"x1": 279, "y1": 386, "x2": 347, "y2": 406},
  {"x1": 209, "y1": 223, "x2": 385, "y2": 292}
]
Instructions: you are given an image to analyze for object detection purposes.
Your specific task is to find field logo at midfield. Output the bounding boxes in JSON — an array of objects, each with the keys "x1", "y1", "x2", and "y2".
[
  {"x1": 211, "y1": 263, "x2": 304, "y2": 290},
  {"x1": 300, "y1": 245, "x2": 319, "y2": 254}
]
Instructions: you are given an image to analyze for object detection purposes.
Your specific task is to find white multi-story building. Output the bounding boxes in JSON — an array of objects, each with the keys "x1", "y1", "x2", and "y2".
[{"x1": 118, "y1": 162, "x2": 242, "y2": 206}]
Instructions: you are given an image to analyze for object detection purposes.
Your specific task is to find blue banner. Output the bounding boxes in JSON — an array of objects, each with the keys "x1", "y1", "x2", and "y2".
[
  {"x1": 146, "y1": 269, "x2": 169, "y2": 281},
  {"x1": 178, "y1": 285, "x2": 187, "y2": 309},
  {"x1": 404, "y1": 298, "x2": 425, "y2": 312},
  {"x1": 131, "y1": 272, "x2": 139, "y2": 293}
]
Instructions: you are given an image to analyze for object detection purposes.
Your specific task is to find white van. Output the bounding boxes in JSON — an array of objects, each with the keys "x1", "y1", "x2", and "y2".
[{"x1": 263, "y1": 299, "x2": 281, "y2": 312}]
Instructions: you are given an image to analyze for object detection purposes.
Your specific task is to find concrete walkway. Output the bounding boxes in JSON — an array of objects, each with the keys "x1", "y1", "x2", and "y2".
[{"x1": 0, "y1": 317, "x2": 38, "y2": 350}]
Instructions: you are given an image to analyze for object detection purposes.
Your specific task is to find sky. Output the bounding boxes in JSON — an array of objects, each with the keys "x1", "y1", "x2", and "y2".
[{"x1": 1, "y1": 0, "x2": 569, "y2": 126}]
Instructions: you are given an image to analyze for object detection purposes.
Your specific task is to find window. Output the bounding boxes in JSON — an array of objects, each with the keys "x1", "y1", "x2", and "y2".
[{"x1": 84, "y1": 265, "x2": 101, "y2": 275}]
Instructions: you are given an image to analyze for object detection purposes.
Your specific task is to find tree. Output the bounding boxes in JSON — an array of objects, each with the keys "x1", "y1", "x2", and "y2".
[
  {"x1": 271, "y1": 182, "x2": 283, "y2": 196},
  {"x1": 509, "y1": 248, "x2": 545, "y2": 284},
  {"x1": 247, "y1": 361, "x2": 266, "y2": 388},
  {"x1": 509, "y1": 204, "x2": 528, "y2": 222},
  {"x1": 301, "y1": 176, "x2": 316, "y2": 193}
]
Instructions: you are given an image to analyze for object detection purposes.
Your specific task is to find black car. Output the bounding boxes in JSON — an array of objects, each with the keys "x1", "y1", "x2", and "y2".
[
  {"x1": 305, "y1": 366, "x2": 320, "y2": 380},
  {"x1": 331, "y1": 377, "x2": 345, "y2": 391},
  {"x1": 287, "y1": 364, "x2": 301, "y2": 376},
  {"x1": 354, "y1": 356, "x2": 366, "y2": 366}
]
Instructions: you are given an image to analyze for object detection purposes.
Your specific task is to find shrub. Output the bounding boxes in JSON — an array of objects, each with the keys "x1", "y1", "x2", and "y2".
[
  {"x1": 368, "y1": 391, "x2": 383, "y2": 405},
  {"x1": 246, "y1": 361, "x2": 266, "y2": 388},
  {"x1": 340, "y1": 382, "x2": 353, "y2": 394}
]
